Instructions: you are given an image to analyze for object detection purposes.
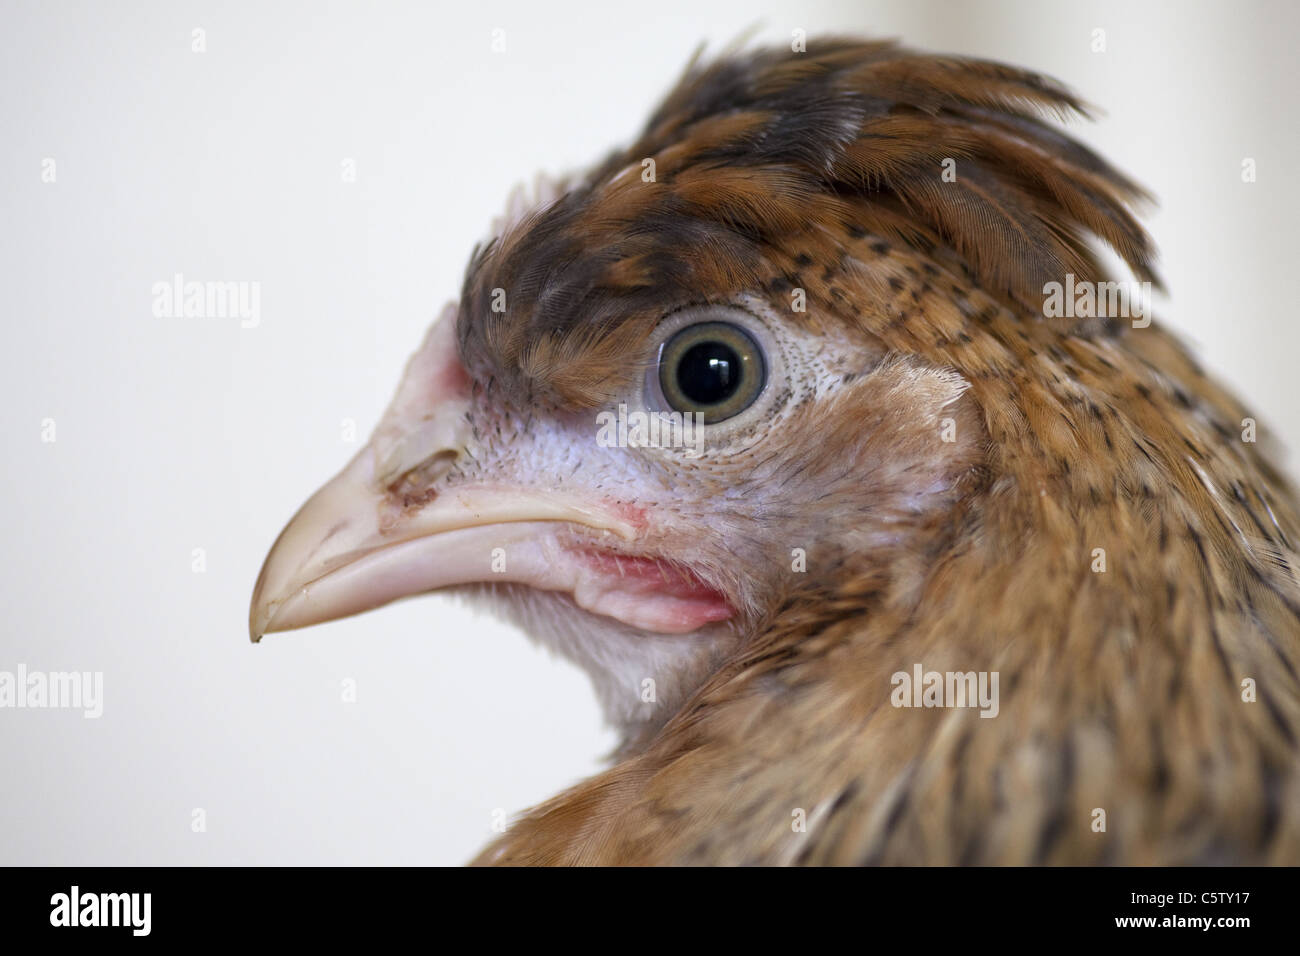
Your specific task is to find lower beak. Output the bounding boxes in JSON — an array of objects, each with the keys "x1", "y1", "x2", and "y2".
[{"x1": 248, "y1": 442, "x2": 638, "y2": 641}]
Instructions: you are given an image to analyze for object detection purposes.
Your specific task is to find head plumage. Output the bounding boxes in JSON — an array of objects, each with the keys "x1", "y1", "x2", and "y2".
[{"x1": 458, "y1": 37, "x2": 1160, "y2": 406}]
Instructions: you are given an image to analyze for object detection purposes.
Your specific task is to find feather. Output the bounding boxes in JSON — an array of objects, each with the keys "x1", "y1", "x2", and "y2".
[{"x1": 457, "y1": 39, "x2": 1159, "y2": 406}]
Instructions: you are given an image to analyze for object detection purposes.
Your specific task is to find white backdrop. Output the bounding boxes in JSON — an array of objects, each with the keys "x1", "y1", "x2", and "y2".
[{"x1": 2, "y1": 0, "x2": 1296, "y2": 864}]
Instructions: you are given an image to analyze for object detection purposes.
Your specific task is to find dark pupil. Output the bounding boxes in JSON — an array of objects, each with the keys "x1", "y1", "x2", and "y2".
[{"x1": 676, "y1": 341, "x2": 742, "y2": 406}]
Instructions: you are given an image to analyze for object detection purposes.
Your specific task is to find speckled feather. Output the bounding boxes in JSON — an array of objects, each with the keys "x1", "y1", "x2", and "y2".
[{"x1": 459, "y1": 39, "x2": 1300, "y2": 865}]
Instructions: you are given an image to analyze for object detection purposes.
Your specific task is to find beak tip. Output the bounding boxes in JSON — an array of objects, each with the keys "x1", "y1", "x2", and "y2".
[
  {"x1": 248, "y1": 590, "x2": 275, "y2": 643},
  {"x1": 249, "y1": 587, "x2": 265, "y2": 642},
  {"x1": 249, "y1": 598, "x2": 286, "y2": 641}
]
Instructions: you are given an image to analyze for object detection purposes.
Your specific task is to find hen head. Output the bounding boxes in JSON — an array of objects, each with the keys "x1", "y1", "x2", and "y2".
[{"x1": 250, "y1": 39, "x2": 1300, "y2": 864}]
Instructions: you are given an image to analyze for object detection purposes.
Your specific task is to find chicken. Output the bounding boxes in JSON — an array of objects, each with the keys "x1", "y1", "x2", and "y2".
[{"x1": 249, "y1": 38, "x2": 1300, "y2": 865}]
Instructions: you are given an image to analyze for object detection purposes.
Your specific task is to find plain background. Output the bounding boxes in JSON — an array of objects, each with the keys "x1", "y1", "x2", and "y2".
[{"x1": 2, "y1": 0, "x2": 1296, "y2": 864}]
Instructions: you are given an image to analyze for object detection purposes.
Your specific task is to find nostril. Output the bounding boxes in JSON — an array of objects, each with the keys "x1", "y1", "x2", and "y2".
[
  {"x1": 373, "y1": 400, "x2": 474, "y2": 488},
  {"x1": 385, "y1": 448, "x2": 461, "y2": 502},
  {"x1": 423, "y1": 448, "x2": 461, "y2": 484}
]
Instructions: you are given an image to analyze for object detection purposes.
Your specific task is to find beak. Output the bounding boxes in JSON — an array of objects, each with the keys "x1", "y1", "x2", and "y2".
[
  {"x1": 248, "y1": 307, "x2": 636, "y2": 641},
  {"x1": 247, "y1": 450, "x2": 638, "y2": 640}
]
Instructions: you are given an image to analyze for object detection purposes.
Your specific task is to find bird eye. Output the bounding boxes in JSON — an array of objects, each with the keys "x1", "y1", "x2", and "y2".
[{"x1": 657, "y1": 321, "x2": 766, "y2": 424}]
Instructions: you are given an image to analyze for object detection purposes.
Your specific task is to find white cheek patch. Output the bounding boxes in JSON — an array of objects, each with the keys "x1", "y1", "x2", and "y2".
[{"x1": 443, "y1": 411, "x2": 736, "y2": 634}]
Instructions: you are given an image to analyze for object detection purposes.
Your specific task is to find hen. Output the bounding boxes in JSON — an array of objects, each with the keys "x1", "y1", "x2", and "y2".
[{"x1": 250, "y1": 38, "x2": 1300, "y2": 865}]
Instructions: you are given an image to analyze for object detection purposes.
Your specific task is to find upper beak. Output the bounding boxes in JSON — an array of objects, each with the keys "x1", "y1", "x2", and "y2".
[{"x1": 248, "y1": 308, "x2": 636, "y2": 641}]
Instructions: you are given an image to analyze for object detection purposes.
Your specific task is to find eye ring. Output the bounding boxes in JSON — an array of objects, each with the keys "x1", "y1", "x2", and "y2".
[{"x1": 656, "y1": 321, "x2": 766, "y2": 424}]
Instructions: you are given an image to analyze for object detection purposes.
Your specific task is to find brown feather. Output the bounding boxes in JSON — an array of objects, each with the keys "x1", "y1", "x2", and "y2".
[
  {"x1": 456, "y1": 38, "x2": 1159, "y2": 407},
  {"x1": 449, "y1": 38, "x2": 1300, "y2": 865}
]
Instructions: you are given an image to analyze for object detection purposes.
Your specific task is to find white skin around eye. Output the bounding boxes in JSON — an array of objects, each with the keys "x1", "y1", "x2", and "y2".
[{"x1": 628, "y1": 295, "x2": 881, "y2": 461}]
